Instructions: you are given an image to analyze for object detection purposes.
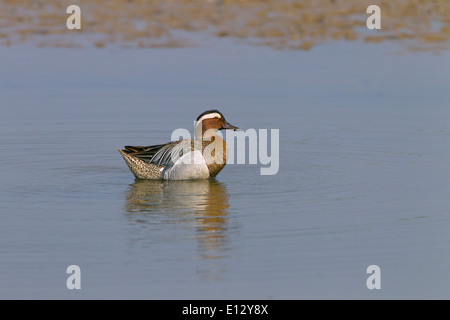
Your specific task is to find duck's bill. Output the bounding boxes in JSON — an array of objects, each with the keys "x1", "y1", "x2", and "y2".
[{"x1": 221, "y1": 122, "x2": 242, "y2": 131}]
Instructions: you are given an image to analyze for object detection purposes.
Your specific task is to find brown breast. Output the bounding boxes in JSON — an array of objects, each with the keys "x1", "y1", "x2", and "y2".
[{"x1": 202, "y1": 135, "x2": 228, "y2": 177}]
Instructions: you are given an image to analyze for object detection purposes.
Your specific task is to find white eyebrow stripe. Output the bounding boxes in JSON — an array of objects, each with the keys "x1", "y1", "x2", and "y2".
[{"x1": 197, "y1": 113, "x2": 222, "y2": 121}]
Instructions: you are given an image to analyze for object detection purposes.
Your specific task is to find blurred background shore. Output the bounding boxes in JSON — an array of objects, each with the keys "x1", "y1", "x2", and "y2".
[{"x1": 0, "y1": 0, "x2": 448, "y2": 51}]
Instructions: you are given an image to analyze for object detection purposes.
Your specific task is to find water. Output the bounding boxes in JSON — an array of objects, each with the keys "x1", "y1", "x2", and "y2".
[{"x1": 1, "y1": 39, "x2": 450, "y2": 299}]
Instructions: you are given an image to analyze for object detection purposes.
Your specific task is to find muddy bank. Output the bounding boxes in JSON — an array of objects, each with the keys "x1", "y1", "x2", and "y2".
[{"x1": 0, "y1": 0, "x2": 448, "y2": 51}]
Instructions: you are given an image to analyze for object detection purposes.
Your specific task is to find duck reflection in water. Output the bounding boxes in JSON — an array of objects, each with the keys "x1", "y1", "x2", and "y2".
[{"x1": 125, "y1": 179, "x2": 231, "y2": 263}]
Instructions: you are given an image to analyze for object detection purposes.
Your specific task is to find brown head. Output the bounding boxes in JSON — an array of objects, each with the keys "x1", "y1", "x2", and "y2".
[{"x1": 194, "y1": 109, "x2": 240, "y2": 139}]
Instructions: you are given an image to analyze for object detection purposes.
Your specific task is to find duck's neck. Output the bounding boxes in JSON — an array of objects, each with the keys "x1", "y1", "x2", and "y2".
[{"x1": 194, "y1": 121, "x2": 228, "y2": 177}]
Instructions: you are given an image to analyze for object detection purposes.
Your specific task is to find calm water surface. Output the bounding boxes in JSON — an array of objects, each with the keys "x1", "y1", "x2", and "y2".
[{"x1": 1, "y1": 39, "x2": 450, "y2": 299}]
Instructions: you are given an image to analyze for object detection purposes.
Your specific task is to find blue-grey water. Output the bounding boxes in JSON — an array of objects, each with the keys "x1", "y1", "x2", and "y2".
[{"x1": 1, "y1": 38, "x2": 450, "y2": 299}]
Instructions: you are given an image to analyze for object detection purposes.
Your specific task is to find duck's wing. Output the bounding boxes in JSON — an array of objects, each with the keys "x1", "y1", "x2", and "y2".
[
  {"x1": 123, "y1": 140, "x2": 197, "y2": 167},
  {"x1": 123, "y1": 143, "x2": 172, "y2": 163}
]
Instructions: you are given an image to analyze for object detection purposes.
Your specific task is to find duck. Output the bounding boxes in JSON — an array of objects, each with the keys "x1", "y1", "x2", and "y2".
[{"x1": 118, "y1": 110, "x2": 240, "y2": 180}]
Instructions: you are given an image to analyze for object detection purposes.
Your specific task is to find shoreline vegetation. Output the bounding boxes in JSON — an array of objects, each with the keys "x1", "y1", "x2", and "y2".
[{"x1": 0, "y1": 0, "x2": 448, "y2": 51}]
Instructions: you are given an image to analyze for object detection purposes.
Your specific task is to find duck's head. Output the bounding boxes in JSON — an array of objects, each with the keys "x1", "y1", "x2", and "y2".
[{"x1": 194, "y1": 110, "x2": 240, "y2": 139}]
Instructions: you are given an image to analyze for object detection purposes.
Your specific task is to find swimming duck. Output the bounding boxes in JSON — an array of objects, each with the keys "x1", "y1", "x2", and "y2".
[{"x1": 118, "y1": 110, "x2": 240, "y2": 180}]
